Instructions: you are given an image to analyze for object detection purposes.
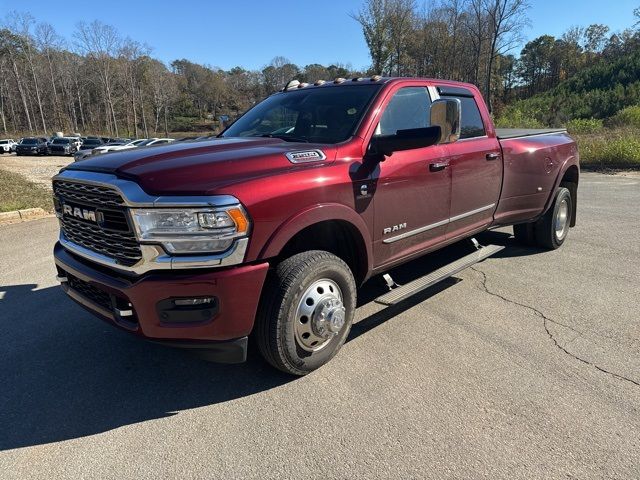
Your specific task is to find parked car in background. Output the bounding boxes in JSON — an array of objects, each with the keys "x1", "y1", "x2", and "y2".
[
  {"x1": 48, "y1": 137, "x2": 79, "y2": 156},
  {"x1": 91, "y1": 141, "x2": 128, "y2": 155},
  {"x1": 74, "y1": 150, "x2": 93, "y2": 162},
  {"x1": 16, "y1": 137, "x2": 48, "y2": 155},
  {"x1": 142, "y1": 137, "x2": 174, "y2": 146},
  {"x1": 0, "y1": 139, "x2": 17, "y2": 153},
  {"x1": 68, "y1": 137, "x2": 83, "y2": 150},
  {"x1": 78, "y1": 137, "x2": 104, "y2": 151},
  {"x1": 105, "y1": 138, "x2": 148, "y2": 151}
]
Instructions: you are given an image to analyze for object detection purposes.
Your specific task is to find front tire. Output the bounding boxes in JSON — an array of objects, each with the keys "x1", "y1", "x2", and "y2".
[{"x1": 255, "y1": 250, "x2": 356, "y2": 376}]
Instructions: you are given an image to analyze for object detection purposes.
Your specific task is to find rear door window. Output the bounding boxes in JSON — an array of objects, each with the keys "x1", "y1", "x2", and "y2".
[
  {"x1": 440, "y1": 94, "x2": 486, "y2": 139},
  {"x1": 377, "y1": 87, "x2": 431, "y2": 136}
]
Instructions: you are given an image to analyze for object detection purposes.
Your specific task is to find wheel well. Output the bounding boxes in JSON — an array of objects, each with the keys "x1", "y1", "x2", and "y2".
[
  {"x1": 278, "y1": 220, "x2": 368, "y2": 285},
  {"x1": 560, "y1": 165, "x2": 579, "y2": 227}
]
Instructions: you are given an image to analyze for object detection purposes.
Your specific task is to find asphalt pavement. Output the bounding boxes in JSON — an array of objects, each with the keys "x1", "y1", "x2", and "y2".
[{"x1": 0, "y1": 172, "x2": 638, "y2": 479}]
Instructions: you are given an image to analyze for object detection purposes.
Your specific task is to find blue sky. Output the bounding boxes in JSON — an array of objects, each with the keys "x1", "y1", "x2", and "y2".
[{"x1": 2, "y1": 0, "x2": 638, "y2": 70}]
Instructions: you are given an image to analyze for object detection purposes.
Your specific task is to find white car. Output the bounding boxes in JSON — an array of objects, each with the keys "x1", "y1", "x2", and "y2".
[
  {"x1": 91, "y1": 138, "x2": 175, "y2": 156},
  {"x1": 92, "y1": 138, "x2": 147, "y2": 155},
  {"x1": 0, "y1": 139, "x2": 17, "y2": 153},
  {"x1": 127, "y1": 138, "x2": 174, "y2": 149}
]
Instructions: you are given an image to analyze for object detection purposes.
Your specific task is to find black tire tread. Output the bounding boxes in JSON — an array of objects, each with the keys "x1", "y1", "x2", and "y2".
[
  {"x1": 255, "y1": 250, "x2": 355, "y2": 375},
  {"x1": 535, "y1": 187, "x2": 571, "y2": 249}
]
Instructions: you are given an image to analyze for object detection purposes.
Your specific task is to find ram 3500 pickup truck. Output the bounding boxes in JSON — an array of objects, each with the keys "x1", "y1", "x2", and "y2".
[{"x1": 52, "y1": 77, "x2": 579, "y2": 375}]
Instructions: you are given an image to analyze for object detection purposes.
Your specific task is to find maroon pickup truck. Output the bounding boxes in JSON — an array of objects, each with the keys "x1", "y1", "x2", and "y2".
[{"x1": 52, "y1": 77, "x2": 579, "y2": 375}]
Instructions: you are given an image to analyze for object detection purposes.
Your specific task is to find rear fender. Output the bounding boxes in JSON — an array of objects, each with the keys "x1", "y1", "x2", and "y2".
[{"x1": 541, "y1": 154, "x2": 579, "y2": 221}]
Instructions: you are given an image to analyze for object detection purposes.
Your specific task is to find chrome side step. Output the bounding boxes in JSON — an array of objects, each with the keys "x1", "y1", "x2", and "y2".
[{"x1": 374, "y1": 244, "x2": 504, "y2": 306}]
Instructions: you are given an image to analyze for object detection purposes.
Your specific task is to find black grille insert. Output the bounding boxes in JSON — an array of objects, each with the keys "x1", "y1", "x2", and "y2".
[
  {"x1": 54, "y1": 179, "x2": 142, "y2": 267},
  {"x1": 67, "y1": 273, "x2": 113, "y2": 312}
]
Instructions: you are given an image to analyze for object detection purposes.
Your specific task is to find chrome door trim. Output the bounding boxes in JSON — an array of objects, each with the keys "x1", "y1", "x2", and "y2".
[
  {"x1": 382, "y1": 203, "x2": 496, "y2": 244},
  {"x1": 448, "y1": 203, "x2": 496, "y2": 223},
  {"x1": 382, "y1": 219, "x2": 450, "y2": 244}
]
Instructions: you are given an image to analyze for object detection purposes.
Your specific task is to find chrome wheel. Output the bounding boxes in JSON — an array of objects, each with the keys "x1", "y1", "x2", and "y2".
[
  {"x1": 294, "y1": 279, "x2": 345, "y2": 352},
  {"x1": 555, "y1": 197, "x2": 569, "y2": 240}
]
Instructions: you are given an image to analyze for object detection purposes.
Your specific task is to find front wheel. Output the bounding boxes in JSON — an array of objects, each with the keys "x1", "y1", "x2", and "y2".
[{"x1": 255, "y1": 250, "x2": 356, "y2": 375}]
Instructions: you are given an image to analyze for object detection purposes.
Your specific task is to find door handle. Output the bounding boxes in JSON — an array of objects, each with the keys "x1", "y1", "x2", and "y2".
[
  {"x1": 429, "y1": 162, "x2": 449, "y2": 172},
  {"x1": 486, "y1": 153, "x2": 500, "y2": 161}
]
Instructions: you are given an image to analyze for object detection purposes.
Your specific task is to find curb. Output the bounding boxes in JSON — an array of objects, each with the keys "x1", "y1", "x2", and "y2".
[{"x1": 0, "y1": 208, "x2": 52, "y2": 224}]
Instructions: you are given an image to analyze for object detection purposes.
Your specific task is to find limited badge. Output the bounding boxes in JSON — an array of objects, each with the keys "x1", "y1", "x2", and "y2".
[{"x1": 285, "y1": 150, "x2": 327, "y2": 163}]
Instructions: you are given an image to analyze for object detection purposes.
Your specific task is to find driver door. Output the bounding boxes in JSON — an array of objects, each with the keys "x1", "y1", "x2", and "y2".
[{"x1": 371, "y1": 85, "x2": 451, "y2": 268}]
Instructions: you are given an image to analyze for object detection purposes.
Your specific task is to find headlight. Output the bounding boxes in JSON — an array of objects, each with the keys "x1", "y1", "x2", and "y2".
[{"x1": 131, "y1": 207, "x2": 250, "y2": 254}]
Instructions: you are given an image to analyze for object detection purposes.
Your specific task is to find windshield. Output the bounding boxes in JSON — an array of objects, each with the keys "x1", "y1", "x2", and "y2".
[
  {"x1": 52, "y1": 138, "x2": 69, "y2": 144},
  {"x1": 21, "y1": 138, "x2": 38, "y2": 145},
  {"x1": 222, "y1": 85, "x2": 380, "y2": 144}
]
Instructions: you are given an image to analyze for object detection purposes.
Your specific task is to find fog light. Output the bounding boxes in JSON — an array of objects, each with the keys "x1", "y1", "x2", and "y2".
[
  {"x1": 157, "y1": 296, "x2": 219, "y2": 324},
  {"x1": 174, "y1": 297, "x2": 214, "y2": 306}
]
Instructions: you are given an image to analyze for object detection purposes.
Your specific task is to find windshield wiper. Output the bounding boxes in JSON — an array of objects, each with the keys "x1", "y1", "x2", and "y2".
[{"x1": 258, "y1": 133, "x2": 309, "y2": 143}]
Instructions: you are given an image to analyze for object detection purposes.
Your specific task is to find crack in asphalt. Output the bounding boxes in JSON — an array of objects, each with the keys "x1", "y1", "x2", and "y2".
[{"x1": 470, "y1": 266, "x2": 639, "y2": 387}]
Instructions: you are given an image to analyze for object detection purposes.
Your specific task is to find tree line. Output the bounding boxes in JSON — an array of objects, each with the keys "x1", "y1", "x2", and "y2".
[
  {"x1": 1, "y1": 4, "x2": 639, "y2": 137},
  {"x1": 0, "y1": 12, "x2": 361, "y2": 137},
  {"x1": 353, "y1": 0, "x2": 640, "y2": 114}
]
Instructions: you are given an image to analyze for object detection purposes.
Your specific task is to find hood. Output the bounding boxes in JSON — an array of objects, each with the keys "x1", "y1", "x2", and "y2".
[{"x1": 65, "y1": 137, "x2": 336, "y2": 195}]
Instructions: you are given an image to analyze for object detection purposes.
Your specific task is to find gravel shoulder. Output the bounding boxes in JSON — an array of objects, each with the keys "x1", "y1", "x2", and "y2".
[{"x1": 0, "y1": 153, "x2": 73, "y2": 190}]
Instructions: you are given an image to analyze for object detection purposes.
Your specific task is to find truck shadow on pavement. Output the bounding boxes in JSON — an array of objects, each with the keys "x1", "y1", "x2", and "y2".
[{"x1": 0, "y1": 230, "x2": 539, "y2": 450}]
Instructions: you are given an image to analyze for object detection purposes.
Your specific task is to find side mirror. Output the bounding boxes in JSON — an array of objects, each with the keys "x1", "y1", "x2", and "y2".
[
  {"x1": 368, "y1": 126, "x2": 442, "y2": 159},
  {"x1": 430, "y1": 98, "x2": 461, "y2": 144}
]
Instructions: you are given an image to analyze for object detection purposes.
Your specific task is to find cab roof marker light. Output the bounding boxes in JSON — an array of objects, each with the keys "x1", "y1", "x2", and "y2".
[
  {"x1": 370, "y1": 75, "x2": 382, "y2": 81},
  {"x1": 297, "y1": 82, "x2": 309, "y2": 88},
  {"x1": 333, "y1": 77, "x2": 346, "y2": 84},
  {"x1": 283, "y1": 79, "x2": 301, "y2": 91},
  {"x1": 352, "y1": 77, "x2": 364, "y2": 82},
  {"x1": 314, "y1": 80, "x2": 326, "y2": 86}
]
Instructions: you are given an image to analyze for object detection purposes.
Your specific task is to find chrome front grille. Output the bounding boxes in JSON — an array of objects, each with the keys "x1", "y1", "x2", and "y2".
[{"x1": 53, "y1": 179, "x2": 142, "y2": 267}]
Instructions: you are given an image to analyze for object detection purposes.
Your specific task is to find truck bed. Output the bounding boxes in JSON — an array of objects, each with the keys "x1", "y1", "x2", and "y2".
[{"x1": 496, "y1": 128, "x2": 567, "y2": 140}]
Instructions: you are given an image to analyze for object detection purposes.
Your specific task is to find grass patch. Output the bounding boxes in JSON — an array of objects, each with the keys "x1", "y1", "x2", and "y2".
[
  {"x1": 574, "y1": 128, "x2": 640, "y2": 168},
  {"x1": 0, "y1": 169, "x2": 53, "y2": 213}
]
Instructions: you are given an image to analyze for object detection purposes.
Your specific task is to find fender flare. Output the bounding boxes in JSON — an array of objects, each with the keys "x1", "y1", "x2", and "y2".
[
  {"x1": 258, "y1": 203, "x2": 374, "y2": 276},
  {"x1": 542, "y1": 155, "x2": 580, "y2": 220}
]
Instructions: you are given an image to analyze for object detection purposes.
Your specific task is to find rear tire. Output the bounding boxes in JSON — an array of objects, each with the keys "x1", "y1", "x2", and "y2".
[
  {"x1": 255, "y1": 250, "x2": 356, "y2": 376},
  {"x1": 534, "y1": 187, "x2": 572, "y2": 249},
  {"x1": 513, "y1": 187, "x2": 572, "y2": 250},
  {"x1": 513, "y1": 223, "x2": 536, "y2": 246}
]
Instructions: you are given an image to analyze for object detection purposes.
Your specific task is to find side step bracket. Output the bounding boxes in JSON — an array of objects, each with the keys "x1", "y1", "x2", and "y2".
[{"x1": 374, "y1": 244, "x2": 504, "y2": 306}]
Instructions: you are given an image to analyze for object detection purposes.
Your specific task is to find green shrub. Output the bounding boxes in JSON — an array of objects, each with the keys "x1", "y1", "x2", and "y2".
[
  {"x1": 494, "y1": 108, "x2": 544, "y2": 129},
  {"x1": 169, "y1": 116, "x2": 200, "y2": 132},
  {"x1": 566, "y1": 118, "x2": 603, "y2": 134},
  {"x1": 609, "y1": 105, "x2": 640, "y2": 129},
  {"x1": 575, "y1": 129, "x2": 640, "y2": 167}
]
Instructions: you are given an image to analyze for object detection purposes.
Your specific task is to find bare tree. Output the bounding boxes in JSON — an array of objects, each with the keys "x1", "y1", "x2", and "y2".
[
  {"x1": 7, "y1": 12, "x2": 48, "y2": 133},
  {"x1": 74, "y1": 20, "x2": 121, "y2": 136},
  {"x1": 35, "y1": 22, "x2": 65, "y2": 130},
  {"x1": 483, "y1": 0, "x2": 530, "y2": 111}
]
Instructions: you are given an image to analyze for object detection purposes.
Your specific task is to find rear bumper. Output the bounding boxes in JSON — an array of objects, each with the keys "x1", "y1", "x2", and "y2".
[{"x1": 54, "y1": 242, "x2": 269, "y2": 360}]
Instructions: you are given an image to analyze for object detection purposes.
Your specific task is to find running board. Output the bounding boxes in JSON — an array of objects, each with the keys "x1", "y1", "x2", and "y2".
[{"x1": 374, "y1": 244, "x2": 504, "y2": 306}]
